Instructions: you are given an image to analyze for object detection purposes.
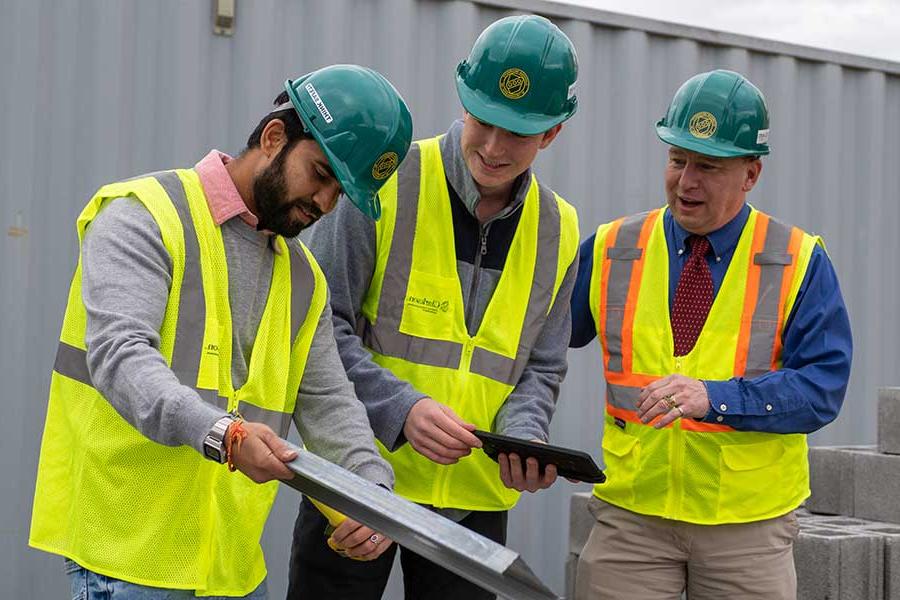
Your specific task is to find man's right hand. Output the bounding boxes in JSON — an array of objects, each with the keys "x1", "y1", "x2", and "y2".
[
  {"x1": 229, "y1": 421, "x2": 298, "y2": 483},
  {"x1": 402, "y1": 398, "x2": 482, "y2": 465}
]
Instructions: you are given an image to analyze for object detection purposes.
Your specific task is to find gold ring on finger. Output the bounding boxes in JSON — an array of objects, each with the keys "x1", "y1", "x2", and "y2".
[
  {"x1": 674, "y1": 405, "x2": 684, "y2": 418},
  {"x1": 661, "y1": 394, "x2": 677, "y2": 410}
]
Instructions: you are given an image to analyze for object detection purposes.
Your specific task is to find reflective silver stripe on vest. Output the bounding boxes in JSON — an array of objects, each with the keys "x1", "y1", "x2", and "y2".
[
  {"x1": 469, "y1": 184, "x2": 560, "y2": 386},
  {"x1": 288, "y1": 243, "x2": 316, "y2": 342},
  {"x1": 239, "y1": 401, "x2": 292, "y2": 438},
  {"x1": 197, "y1": 388, "x2": 229, "y2": 410},
  {"x1": 360, "y1": 318, "x2": 463, "y2": 370},
  {"x1": 603, "y1": 212, "x2": 651, "y2": 373},
  {"x1": 606, "y1": 382, "x2": 641, "y2": 411},
  {"x1": 359, "y1": 145, "x2": 463, "y2": 370},
  {"x1": 153, "y1": 171, "x2": 208, "y2": 392},
  {"x1": 377, "y1": 144, "x2": 421, "y2": 330},
  {"x1": 54, "y1": 341, "x2": 92, "y2": 385},
  {"x1": 745, "y1": 218, "x2": 794, "y2": 378}
]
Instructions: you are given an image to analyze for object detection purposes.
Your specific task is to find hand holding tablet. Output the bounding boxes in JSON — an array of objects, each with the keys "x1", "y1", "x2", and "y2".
[{"x1": 473, "y1": 430, "x2": 606, "y2": 484}]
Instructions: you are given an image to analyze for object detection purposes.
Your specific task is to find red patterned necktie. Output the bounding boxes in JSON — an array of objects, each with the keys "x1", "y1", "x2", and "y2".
[{"x1": 671, "y1": 235, "x2": 713, "y2": 357}]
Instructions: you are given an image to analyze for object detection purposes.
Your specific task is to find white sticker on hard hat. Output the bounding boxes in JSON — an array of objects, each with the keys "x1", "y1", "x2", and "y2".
[
  {"x1": 756, "y1": 129, "x2": 769, "y2": 144},
  {"x1": 305, "y1": 83, "x2": 334, "y2": 124}
]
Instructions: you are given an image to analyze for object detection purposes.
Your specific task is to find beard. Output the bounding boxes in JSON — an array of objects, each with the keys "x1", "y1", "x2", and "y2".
[{"x1": 253, "y1": 145, "x2": 322, "y2": 238}]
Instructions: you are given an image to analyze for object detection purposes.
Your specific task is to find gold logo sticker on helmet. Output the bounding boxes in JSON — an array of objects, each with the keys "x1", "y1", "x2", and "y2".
[
  {"x1": 689, "y1": 111, "x2": 718, "y2": 139},
  {"x1": 372, "y1": 152, "x2": 399, "y2": 180},
  {"x1": 499, "y1": 68, "x2": 530, "y2": 100}
]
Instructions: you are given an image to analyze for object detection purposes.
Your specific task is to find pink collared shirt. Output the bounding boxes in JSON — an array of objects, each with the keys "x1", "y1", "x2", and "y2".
[{"x1": 194, "y1": 150, "x2": 260, "y2": 228}]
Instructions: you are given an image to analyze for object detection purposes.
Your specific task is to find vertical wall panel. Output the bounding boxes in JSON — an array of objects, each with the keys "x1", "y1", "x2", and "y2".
[{"x1": 3, "y1": 0, "x2": 898, "y2": 596}]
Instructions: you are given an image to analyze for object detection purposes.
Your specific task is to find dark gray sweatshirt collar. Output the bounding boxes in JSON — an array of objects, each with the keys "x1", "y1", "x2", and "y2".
[{"x1": 438, "y1": 119, "x2": 532, "y2": 221}]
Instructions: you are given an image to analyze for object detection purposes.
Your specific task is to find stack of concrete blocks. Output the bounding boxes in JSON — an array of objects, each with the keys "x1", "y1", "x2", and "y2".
[
  {"x1": 794, "y1": 509, "x2": 900, "y2": 600},
  {"x1": 565, "y1": 387, "x2": 900, "y2": 599},
  {"x1": 800, "y1": 387, "x2": 900, "y2": 599}
]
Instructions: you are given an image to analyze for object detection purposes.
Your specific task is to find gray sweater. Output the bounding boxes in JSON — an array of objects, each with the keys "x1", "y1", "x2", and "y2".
[
  {"x1": 81, "y1": 188, "x2": 393, "y2": 488},
  {"x1": 307, "y1": 120, "x2": 576, "y2": 453}
]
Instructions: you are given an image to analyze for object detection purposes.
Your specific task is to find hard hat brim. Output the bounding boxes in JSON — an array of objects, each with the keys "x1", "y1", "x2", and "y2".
[
  {"x1": 656, "y1": 124, "x2": 770, "y2": 158},
  {"x1": 456, "y1": 77, "x2": 572, "y2": 136},
  {"x1": 286, "y1": 79, "x2": 382, "y2": 220}
]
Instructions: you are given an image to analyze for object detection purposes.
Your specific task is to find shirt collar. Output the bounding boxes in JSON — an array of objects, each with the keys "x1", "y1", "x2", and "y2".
[
  {"x1": 668, "y1": 203, "x2": 751, "y2": 259},
  {"x1": 194, "y1": 149, "x2": 259, "y2": 228}
]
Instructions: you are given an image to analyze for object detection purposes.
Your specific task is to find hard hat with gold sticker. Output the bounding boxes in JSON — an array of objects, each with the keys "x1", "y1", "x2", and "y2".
[
  {"x1": 656, "y1": 69, "x2": 770, "y2": 157},
  {"x1": 455, "y1": 15, "x2": 578, "y2": 136},
  {"x1": 285, "y1": 65, "x2": 413, "y2": 220}
]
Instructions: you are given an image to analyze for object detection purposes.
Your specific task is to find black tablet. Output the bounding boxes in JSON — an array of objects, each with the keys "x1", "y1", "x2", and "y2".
[{"x1": 473, "y1": 430, "x2": 606, "y2": 484}]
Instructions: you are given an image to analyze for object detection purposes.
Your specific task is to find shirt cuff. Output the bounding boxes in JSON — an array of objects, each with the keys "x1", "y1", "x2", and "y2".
[
  {"x1": 354, "y1": 463, "x2": 395, "y2": 491},
  {"x1": 499, "y1": 425, "x2": 548, "y2": 443},
  {"x1": 702, "y1": 379, "x2": 740, "y2": 424},
  {"x1": 382, "y1": 394, "x2": 428, "y2": 452},
  {"x1": 703, "y1": 378, "x2": 795, "y2": 423}
]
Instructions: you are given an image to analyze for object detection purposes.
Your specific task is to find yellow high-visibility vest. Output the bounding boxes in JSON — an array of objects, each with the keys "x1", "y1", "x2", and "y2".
[
  {"x1": 358, "y1": 136, "x2": 579, "y2": 510},
  {"x1": 30, "y1": 170, "x2": 327, "y2": 595},
  {"x1": 588, "y1": 206, "x2": 821, "y2": 524}
]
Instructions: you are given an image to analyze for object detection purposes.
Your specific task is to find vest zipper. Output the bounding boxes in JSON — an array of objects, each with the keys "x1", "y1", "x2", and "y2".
[
  {"x1": 667, "y1": 357, "x2": 685, "y2": 517},
  {"x1": 666, "y1": 417, "x2": 685, "y2": 518},
  {"x1": 464, "y1": 223, "x2": 490, "y2": 333}
]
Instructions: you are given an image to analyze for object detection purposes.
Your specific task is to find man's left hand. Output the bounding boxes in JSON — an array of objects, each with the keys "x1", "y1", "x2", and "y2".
[
  {"x1": 637, "y1": 374, "x2": 711, "y2": 429},
  {"x1": 498, "y1": 441, "x2": 558, "y2": 493},
  {"x1": 328, "y1": 517, "x2": 393, "y2": 561}
]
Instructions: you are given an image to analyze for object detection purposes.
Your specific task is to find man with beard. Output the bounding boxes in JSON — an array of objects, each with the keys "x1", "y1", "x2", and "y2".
[
  {"x1": 30, "y1": 65, "x2": 412, "y2": 598},
  {"x1": 290, "y1": 15, "x2": 580, "y2": 600}
]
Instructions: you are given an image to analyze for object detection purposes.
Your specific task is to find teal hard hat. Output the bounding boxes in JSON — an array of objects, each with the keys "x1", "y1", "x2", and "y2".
[
  {"x1": 285, "y1": 65, "x2": 413, "y2": 220},
  {"x1": 455, "y1": 15, "x2": 578, "y2": 136},
  {"x1": 656, "y1": 69, "x2": 770, "y2": 158}
]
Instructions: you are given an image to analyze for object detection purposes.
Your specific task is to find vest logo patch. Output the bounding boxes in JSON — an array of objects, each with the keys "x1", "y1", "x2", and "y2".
[
  {"x1": 406, "y1": 294, "x2": 450, "y2": 314},
  {"x1": 205, "y1": 343, "x2": 219, "y2": 356},
  {"x1": 499, "y1": 68, "x2": 530, "y2": 100}
]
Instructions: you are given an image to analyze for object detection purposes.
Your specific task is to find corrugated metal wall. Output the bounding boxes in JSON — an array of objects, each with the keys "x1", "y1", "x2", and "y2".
[{"x1": 3, "y1": 0, "x2": 898, "y2": 597}]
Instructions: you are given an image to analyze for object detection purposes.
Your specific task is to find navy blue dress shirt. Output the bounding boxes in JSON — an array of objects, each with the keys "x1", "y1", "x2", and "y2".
[{"x1": 570, "y1": 204, "x2": 852, "y2": 434}]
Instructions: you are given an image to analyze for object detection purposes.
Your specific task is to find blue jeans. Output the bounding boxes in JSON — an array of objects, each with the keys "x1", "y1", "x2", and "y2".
[{"x1": 65, "y1": 559, "x2": 268, "y2": 599}]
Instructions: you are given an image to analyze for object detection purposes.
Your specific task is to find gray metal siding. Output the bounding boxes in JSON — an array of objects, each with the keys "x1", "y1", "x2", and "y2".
[{"x1": 3, "y1": 0, "x2": 898, "y2": 597}]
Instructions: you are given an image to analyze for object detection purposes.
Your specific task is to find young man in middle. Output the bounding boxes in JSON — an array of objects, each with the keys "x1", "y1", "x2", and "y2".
[{"x1": 289, "y1": 14, "x2": 580, "y2": 599}]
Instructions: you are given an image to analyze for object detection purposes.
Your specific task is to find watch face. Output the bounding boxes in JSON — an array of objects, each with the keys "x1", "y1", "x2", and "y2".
[
  {"x1": 203, "y1": 417, "x2": 233, "y2": 463},
  {"x1": 204, "y1": 440, "x2": 224, "y2": 463}
]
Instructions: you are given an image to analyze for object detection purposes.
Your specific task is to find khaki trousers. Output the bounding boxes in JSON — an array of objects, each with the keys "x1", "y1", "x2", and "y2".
[{"x1": 575, "y1": 498, "x2": 799, "y2": 600}]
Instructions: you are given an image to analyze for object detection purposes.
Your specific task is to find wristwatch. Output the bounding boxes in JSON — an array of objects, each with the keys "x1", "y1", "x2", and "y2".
[{"x1": 202, "y1": 416, "x2": 235, "y2": 463}]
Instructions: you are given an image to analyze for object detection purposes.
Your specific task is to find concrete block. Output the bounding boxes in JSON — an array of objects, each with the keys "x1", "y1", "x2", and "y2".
[
  {"x1": 802, "y1": 515, "x2": 900, "y2": 599},
  {"x1": 850, "y1": 522, "x2": 900, "y2": 600},
  {"x1": 853, "y1": 451, "x2": 900, "y2": 524},
  {"x1": 794, "y1": 528, "x2": 884, "y2": 600},
  {"x1": 804, "y1": 516, "x2": 870, "y2": 529},
  {"x1": 878, "y1": 387, "x2": 900, "y2": 455},
  {"x1": 569, "y1": 492, "x2": 595, "y2": 554},
  {"x1": 807, "y1": 446, "x2": 872, "y2": 515}
]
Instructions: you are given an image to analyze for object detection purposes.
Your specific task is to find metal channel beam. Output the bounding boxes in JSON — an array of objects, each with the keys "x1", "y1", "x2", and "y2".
[{"x1": 281, "y1": 444, "x2": 560, "y2": 600}]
